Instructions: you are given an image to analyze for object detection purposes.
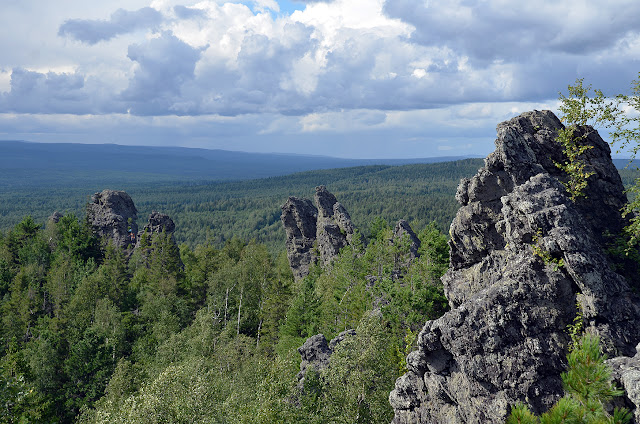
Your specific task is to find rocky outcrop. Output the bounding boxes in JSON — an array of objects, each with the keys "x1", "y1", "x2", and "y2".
[
  {"x1": 393, "y1": 219, "x2": 421, "y2": 261},
  {"x1": 48, "y1": 211, "x2": 63, "y2": 224},
  {"x1": 390, "y1": 110, "x2": 640, "y2": 423},
  {"x1": 297, "y1": 330, "x2": 356, "y2": 387},
  {"x1": 281, "y1": 186, "x2": 360, "y2": 280},
  {"x1": 86, "y1": 190, "x2": 138, "y2": 248},
  {"x1": 142, "y1": 211, "x2": 175, "y2": 235},
  {"x1": 281, "y1": 197, "x2": 318, "y2": 281},
  {"x1": 315, "y1": 185, "x2": 358, "y2": 266},
  {"x1": 135, "y1": 211, "x2": 177, "y2": 247}
]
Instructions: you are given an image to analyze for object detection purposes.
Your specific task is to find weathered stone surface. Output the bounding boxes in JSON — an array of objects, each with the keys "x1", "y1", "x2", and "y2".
[
  {"x1": 143, "y1": 211, "x2": 175, "y2": 234},
  {"x1": 297, "y1": 334, "x2": 332, "y2": 384},
  {"x1": 390, "y1": 110, "x2": 640, "y2": 424},
  {"x1": 297, "y1": 330, "x2": 356, "y2": 387},
  {"x1": 135, "y1": 211, "x2": 177, "y2": 248},
  {"x1": 48, "y1": 211, "x2": 63, "y2": 224},
  {"x1": 393, "y1": 219, "x2": 421, "y2": 261},
  {"x1": 608, "y1": 343, "x2": 640, "y2": 422},
  {"x1": 281, "y1": 186, "x2": 360, "y2": 279},
  {"x1": 86, "y1": 189, "x2": 138, "y2": 248},
  {"x1": 281, "y1": 196, "x2": 318, "y2": 280},
  {"x1": 315, "y1": 186, "x2": 355, "y2": 266}
]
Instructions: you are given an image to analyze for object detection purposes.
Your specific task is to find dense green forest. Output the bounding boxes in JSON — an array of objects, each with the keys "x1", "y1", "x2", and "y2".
[
  {"x1": 2, "y1": 159, "x2": 638, "y2": 423},
  {"x1": 0, "y1": 207, "x2": 449, "y2": 423},
  {"x1": 0, "y1": 159, "x2": 485, "y2": 253},
  {"x1": 0, "y1": 140, "x2": 470, "y2": 189}
]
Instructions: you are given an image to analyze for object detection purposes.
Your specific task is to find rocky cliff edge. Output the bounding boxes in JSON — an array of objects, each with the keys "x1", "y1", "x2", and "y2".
[{"x1": 390, "y1": 110, "x2": 640, "y2": 423}]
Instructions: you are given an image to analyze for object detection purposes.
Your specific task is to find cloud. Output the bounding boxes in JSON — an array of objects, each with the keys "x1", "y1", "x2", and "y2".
[
  {"x1": 382, "y1": 0, "x2": 640, "y2": 64},
  {"x1": 173, "y1": 5, "x2": 207, "y2": 19},
  {"x1": 15, "y1": 0, "x2": 640, "y2": 119},
  {"x1": 3, "y1": 0, "x2": 640, "y2": 159},
  {"x1": 0, "y1": 68, "x2": 91, "y2": 114},
  {"x1": 58, "y1": 7, "x2": 164, "y2": 44},
  {"x1": 121, "y1": 31, "x2": 203, "y2": 115}
]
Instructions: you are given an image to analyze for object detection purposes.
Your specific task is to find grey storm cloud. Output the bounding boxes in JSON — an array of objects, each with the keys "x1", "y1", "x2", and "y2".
[
  {"x1": 0, "y1": 67, "x2": 90, "y2": 114},
  {"x1": 121, "y1": 31, "x2": 203, "y2": 115},
  {"x1": 58, "y1": 7, "x2": 164, "y2": 44},
  {"x1": 382, "y1": 0, "x2": 640, "y2": 64},
  {"x1": 5, "y1": 0, "x2": 639, "y2": 120}
]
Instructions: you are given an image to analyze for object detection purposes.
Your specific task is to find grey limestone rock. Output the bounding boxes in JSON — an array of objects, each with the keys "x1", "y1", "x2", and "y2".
[
  {"x1": 86, "y1": 189, "x2": 138, "y2": 248},
  {"x1": 281, "y1": 196, "x2": 318, "y2": 281},
  {"x1": 48, "y1": 211, "x2": 63, "y2": 224},
  {"x1": 143, "y1": 211, "x2": 176, "y2": 234},
  {"x1": 281, "y1": 186, "x2": 360, "y2": 280},
  {"x1": 297, "y1": 330, "x2": 356, "y2": 387},
  {"x1": 297, "y1": 334, "x2": 332, "y2": 384},
  {"x1": 390, "y1": 110, "x2": 640, "y2": 423},
  {"x1": 608, "y1": 343, "x2": 640, "y2": 422},
  {"x1": 315, "y1": 185, "x2": 358, "y2": 266},
  {"x1": 136, "y1": 211, "x2": 177, "y2": 248},
  {"x1": 393, "y1": 219, "x2": 421, "y2": 261}
]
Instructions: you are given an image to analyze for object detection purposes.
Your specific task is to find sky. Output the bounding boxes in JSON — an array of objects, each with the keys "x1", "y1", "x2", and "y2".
[{"x1": 1, "y1": 0, "x2": 639, "y2": 159}]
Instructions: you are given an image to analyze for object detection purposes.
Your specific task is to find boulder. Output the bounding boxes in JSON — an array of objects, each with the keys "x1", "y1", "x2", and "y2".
[
  {"x1": 48, "y1": 211, "x2": 63, "y2": 224},
  {"x1": 315, "y1": 186, "x2": 350, "y2": 266},
  {"x1": 135, "y1": 211, "x2": 177, "y2": 248},
  {"x1": 608, "y1": 343, "x2": 640, "y2": 422},
  {"x1": 143, "y1": 211, "x2": 175, "y2": 234},
  {"x1": 390, "y1": 110, "x2": 640, "y2": 423},
  {"x1": 86, "y1": 189, "x2": 138, "y2": 248}
]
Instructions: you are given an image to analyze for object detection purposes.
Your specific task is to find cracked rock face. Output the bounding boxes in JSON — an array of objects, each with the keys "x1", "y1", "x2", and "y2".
[
  {"x1": 297, "y1": 330, "x2": 356, "y2": 388},
  {"x1": 390, "y1": 110, "x2": 640, "y2": 424},
  {"x1": 281, "y1": 196, "x2": 318, "y2": 281},
  {"x1": 86, "y1": 190, "x2": 138, "y2": 248},
  {"x1": 315, "y1": 185, "x2": 358, "y2": 266},
  {"x1": 608, "y1": 343, "x2": 640, "y2": 423},
  {"x1": 281, "y1": 186, "x2": 360, "y2": 280},
  {"x1": 142, "y1": 211, "x2": 175, "y2": 234},
  {"x1": 393, "y1": 219, "x2": 421, "y2": 261}
]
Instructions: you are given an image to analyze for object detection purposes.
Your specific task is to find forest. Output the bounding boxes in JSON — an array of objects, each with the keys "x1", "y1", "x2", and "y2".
[
  {"x1": 0, "y1": 159, "x2": 485, "y2": 252},
  {"x1": 0, "y1": 200, "x2": 450, "y2": 423},
  {"x1": 0, "y1": 159, "x2": 479, "y2": 422},
  {"x1": 1, "y1": 157, "x2": 639, "y2": 423}
]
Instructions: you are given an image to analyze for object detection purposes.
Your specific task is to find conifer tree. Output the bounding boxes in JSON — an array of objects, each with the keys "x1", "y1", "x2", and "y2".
[{"x1": 507, "y1": 334, "x2": 631, "y2": 424}]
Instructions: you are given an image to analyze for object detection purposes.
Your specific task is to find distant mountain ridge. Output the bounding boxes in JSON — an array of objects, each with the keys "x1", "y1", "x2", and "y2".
[{"x1": 0, "y1": 140, "x2": 475, "y2": 186}]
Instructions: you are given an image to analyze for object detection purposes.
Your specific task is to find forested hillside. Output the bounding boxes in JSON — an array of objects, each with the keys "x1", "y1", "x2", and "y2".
[
  {"x1": 2, "y1": 157, "x2": 639, "y2": 423},
  {"x1": 0, "y1": 140, "x2": 470, "y2": 189},
  {"x1": 0, "y1": 159, "x2": 485, "y2": 252},
  {"x1": 0, "y1": 204, "x2": 449, "y2": 423}
]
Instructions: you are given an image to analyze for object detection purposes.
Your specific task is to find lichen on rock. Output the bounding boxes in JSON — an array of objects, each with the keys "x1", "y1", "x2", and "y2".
[{"x1": 390, "y1": 110, "x2": 640, "y2": 423}]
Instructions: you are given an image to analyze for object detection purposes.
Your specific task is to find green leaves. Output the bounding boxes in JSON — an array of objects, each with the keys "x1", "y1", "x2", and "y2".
[
  {"x1": 555, "y1": 79, "x2": 615, "y2": 201},
  {"x1": 557, "y1": 74, "x2": 640, "y2": 256}
]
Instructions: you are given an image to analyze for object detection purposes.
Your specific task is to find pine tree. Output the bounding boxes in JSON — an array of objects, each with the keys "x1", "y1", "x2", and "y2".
[{"x1": 507, "y1": 334, "x2": 631, "y2": 424}]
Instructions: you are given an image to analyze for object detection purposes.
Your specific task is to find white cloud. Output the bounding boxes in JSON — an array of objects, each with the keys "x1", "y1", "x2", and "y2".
[
  {"x1": 0, "y1": 0, "x2": 639, "y2": 158},
  {"x1": 0, "y1": 70, "x2": 10, "y2": 94}
]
